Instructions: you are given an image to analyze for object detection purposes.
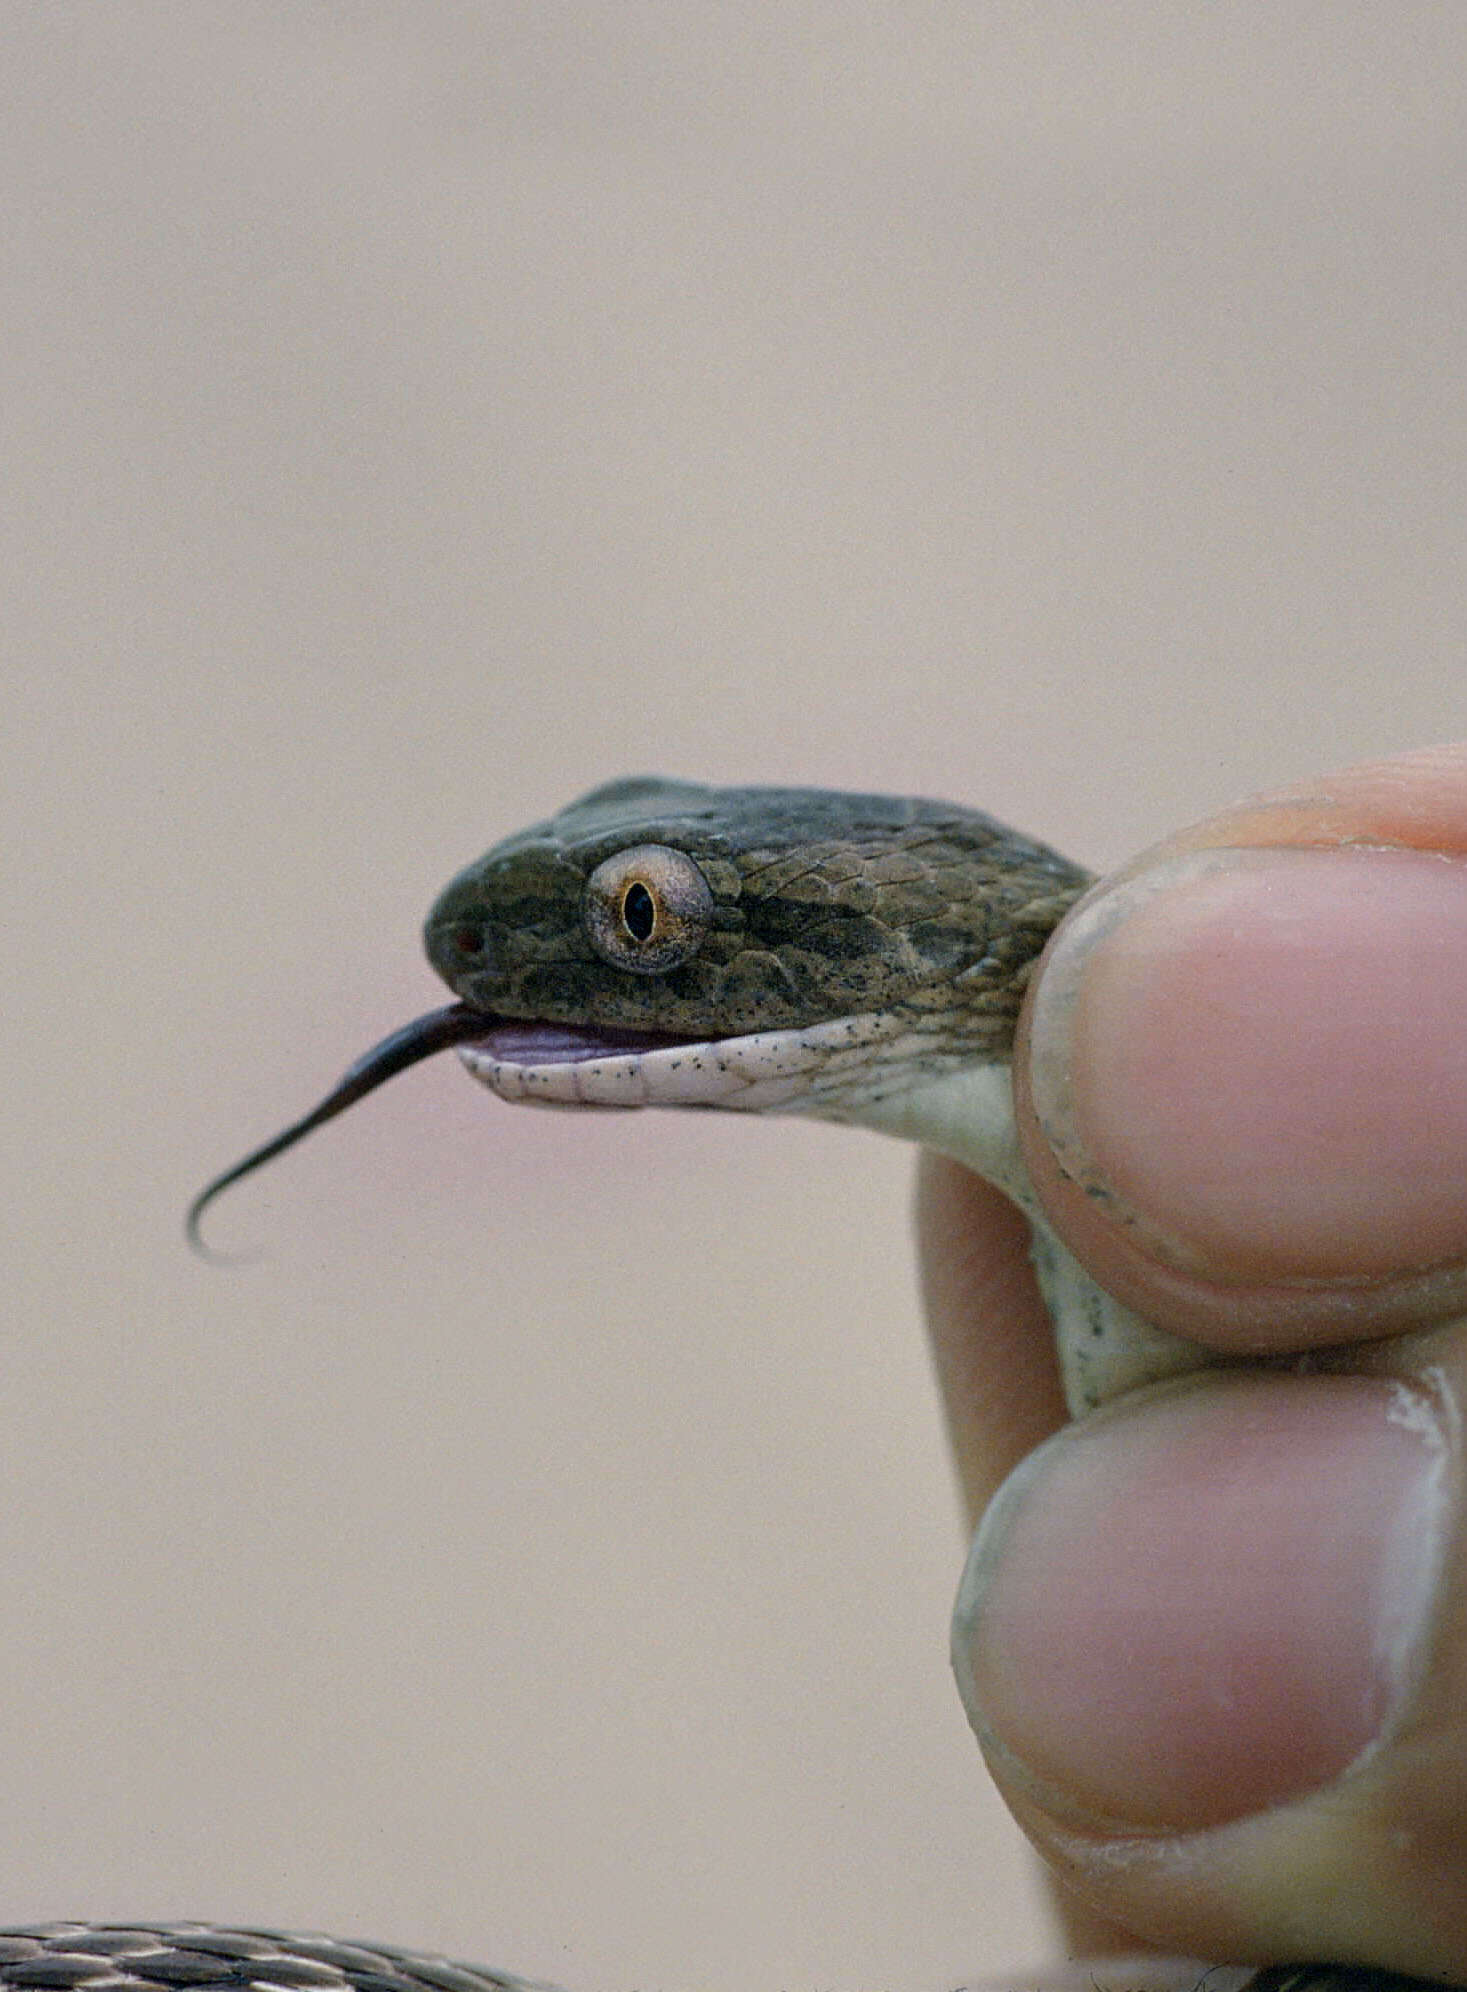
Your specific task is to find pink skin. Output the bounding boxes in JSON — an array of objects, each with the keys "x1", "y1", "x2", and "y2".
[
  {"x1": 954, "y1": 1372, "x2": 1446, "y2": 1831},
  {"x1": 1013, "y1": 743, "x2": 1467, "y2": 1347},
  {"x1": 923, "y1": 745, "x2": 1467, "y2": 1976},
  {"x1": 1036, "y1": 849, "x2": 1467, "y2": 1287}
]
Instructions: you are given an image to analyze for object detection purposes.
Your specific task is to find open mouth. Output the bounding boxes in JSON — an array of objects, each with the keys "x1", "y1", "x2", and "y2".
[
  {"x1": 464, "y1": 1019, "x2": 706, "y2": 1066},
  {"x1": 187, "y1": 999, "x2": 897, "y2": 1254},
  {"x1": 186, "y1": 1002, "x2": 803, "y2": 1252},
  {"x1": 457, "y1": 1014, "x2": 843, "y2": 1112}
]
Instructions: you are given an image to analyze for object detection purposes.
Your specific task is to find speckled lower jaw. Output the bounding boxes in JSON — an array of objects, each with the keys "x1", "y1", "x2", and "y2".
[{"x1": 457, "y1": 1012, "x2": 910, "y2": 1112}]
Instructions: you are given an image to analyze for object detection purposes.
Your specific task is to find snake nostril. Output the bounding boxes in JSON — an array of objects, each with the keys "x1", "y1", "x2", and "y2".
[{"x1": 448, "y1": 923, "x2": 484, "y2": 960}]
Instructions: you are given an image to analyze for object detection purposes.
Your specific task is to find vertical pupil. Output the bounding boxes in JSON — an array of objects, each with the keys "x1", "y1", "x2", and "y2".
[{"x1": 622, "y1": 881, "x2": 657, "y2": 941}]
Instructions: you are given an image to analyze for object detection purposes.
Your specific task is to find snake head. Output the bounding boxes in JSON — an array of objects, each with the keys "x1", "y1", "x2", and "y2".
[
  {"x1": 188, "y1": 775, "x2": 1087, "y2": 1253},
  {"x1": 425, "y1": 773, "x2": 1083, "y2": 1034}
]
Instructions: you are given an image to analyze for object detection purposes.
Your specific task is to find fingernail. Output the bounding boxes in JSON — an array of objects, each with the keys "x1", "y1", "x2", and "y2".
[
  {"x1": 1029, "y1": 847, "x2": 1467, "y2": 1281},
  {"x1": 951, "y1": 1374, "x2": 1448, "y2": 1831}
]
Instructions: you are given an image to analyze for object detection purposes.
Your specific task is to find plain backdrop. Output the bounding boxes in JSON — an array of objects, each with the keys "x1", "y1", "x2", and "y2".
[{"x1": 4, "y1": 8, "x2": 1466, "y2": 1989}]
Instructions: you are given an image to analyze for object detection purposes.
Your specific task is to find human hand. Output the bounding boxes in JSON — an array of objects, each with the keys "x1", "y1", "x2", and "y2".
[{"x1": 919, "y1": 742, "x2": 1467, "y2": 1984}]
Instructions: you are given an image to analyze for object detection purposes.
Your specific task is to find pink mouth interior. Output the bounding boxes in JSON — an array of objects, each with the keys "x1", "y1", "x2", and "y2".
[{"x1": 471, "y1": 1020, "x2": 710, "y2": 1066}]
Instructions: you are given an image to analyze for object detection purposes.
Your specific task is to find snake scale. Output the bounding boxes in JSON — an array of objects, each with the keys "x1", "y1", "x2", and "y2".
[{"x1": 131, "y1": 778, "x2": 1447, "y2": 1992}]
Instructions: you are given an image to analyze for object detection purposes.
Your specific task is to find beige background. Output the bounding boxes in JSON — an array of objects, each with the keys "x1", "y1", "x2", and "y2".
[{"x1": 4, "y1": 8, "x2": 1466, "y2": 1989}]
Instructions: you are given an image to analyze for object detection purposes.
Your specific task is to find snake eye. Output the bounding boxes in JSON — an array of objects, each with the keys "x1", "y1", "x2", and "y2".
[{"x1": 584, "y1": 844, "x2": 714, "y2": 974}]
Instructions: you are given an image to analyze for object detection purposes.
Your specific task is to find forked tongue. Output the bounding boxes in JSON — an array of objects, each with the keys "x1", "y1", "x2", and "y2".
[{"x1": 186, "y1": 1001, "x2": 495, "y2": 1257}]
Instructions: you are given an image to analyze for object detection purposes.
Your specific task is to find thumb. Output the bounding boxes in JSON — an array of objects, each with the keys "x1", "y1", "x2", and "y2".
[{"x1": 950, "y1": 1348, "x2": 1466, "y2": 1979}]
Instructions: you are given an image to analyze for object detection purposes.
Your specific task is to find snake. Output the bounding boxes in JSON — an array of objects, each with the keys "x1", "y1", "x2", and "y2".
[{"x1": 77, "y1": 774, "x2": 1428, "y2": 1992}]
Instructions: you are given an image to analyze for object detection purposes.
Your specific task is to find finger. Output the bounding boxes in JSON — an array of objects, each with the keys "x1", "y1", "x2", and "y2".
[
  {"x1": 1014, "y1": 741, "x2": 1467, "y2": 1349},
  {"x1": 917, "y1": 1153, "x2": 1157, "y2": 1957},
  {"x1": 915, "y1": 1152, "x2": 1067, "y2": 1529},
  {"x1": 950, "y1": 1332, "x2": 1467, "y2": 1982}
]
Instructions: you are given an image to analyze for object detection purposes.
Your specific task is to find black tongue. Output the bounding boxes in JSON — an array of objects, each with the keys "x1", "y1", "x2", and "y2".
[{"x1": 186, "y1": 1001, "x2": 496, "y2": 1257}]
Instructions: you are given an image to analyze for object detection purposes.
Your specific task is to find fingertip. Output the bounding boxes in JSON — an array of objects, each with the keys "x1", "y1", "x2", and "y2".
[{"x1": 1015, "y1": 840, "x2": 1467, "y2": 1351}]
